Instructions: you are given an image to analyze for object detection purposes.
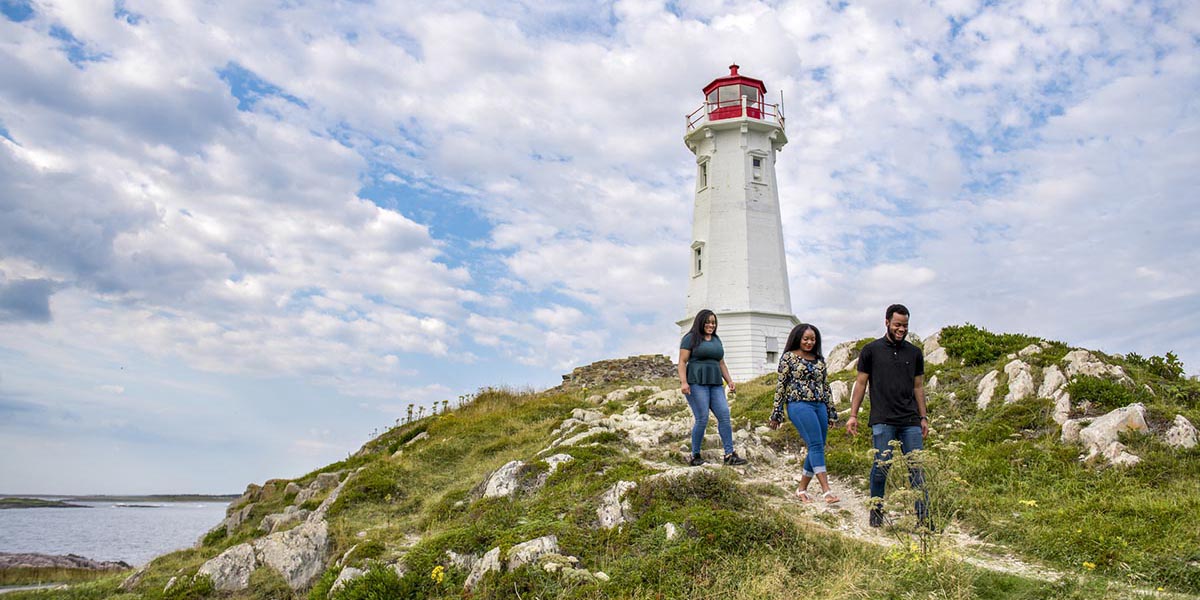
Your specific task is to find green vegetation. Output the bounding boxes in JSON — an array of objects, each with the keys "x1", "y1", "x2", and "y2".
[
  {"x1": 12, "y1": 330, "x2": 1199, "y2": 599},
  {"x1": 0, "y1": 568, "x2": 124, "y2": 587}
]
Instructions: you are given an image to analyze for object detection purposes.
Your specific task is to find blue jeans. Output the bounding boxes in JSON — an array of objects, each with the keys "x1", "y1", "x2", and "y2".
[
  {"x1": 870, "y1": 423, "x2": 927, "y2": 518},
  {"x1": 684, "y1": 384, "x2": 733, "y2": 455},
  {"x1": 787, "y1": 402, "x2": 828, "y2": 476}
]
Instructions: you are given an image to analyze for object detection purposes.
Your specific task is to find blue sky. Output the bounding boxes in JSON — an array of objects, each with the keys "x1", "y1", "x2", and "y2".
[{"x1": 1, "y1": 0, "x2": 1197, "y2": 494}]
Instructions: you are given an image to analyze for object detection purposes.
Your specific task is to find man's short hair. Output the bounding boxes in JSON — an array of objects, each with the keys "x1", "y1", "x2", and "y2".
[{"x1": 886, "y1": 304, "x2": 910, "y2": 321}]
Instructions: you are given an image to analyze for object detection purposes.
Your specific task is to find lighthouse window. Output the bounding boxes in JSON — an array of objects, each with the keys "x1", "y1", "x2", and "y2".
[
  {"x1": 694, "y1": 247, "x2": 703, "y2": 275},
  {"x1": 752, "y1": 156, "x2": 762, "y2": 181},
  {"x1": 699, "y1": 162, "x2": 708, "y2": 189}
]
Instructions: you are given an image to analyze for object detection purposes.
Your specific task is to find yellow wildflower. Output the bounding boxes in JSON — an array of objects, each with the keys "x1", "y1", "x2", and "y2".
[
  {"x1": 431, "y1": 565, "x2": 445, "y2": 584},
  {"x1": 1019, "y1": 499, "x2": 1037, "y2": 507},
  {"x1": 1082, "y1": 561, "x2": 1096, "y2": 570}
]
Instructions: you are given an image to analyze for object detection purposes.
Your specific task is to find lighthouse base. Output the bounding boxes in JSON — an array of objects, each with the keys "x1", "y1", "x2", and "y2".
[{"x1": 677, "y1": 311, "x2": 800, "y2": 383}]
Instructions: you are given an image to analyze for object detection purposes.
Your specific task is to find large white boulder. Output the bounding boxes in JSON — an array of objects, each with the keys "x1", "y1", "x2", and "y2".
[
  {"x1": 1038, "y1": 365, "x2": 1071, "y2": 424},
  {"x1": 1165, "y1": 415, "x2": 1198, "y2": 449},
  {"x1": 255, "y1": 520, "x2": 329, "y2": 590},
  {"x1": 597, "y1": 481, "x2": 637, "y2": 530},
  {"x1": 197, "y1": 543, "x2": 256, "y2": 591},
  {"x1": 1017, "y1": 344, "x2": 1043, "y2": 357},
  {"x1": 830, "y1": 381, "x2": 849, "y2": 405},
  {"x1": 483, "y1": 461, "x2": 527, "y2": 499},
  {"x1": 977, "y1": 370, "x2": 1000, "y2": 409},
  {"x1": 826, "y1": 341, "x2": 857, "y2": 373},
  {"x1": 507, "y1": 536, "x2": 560, "y2": 571},
  {"x1": 1063, "y1": 350, "x2": 1129, "y2": 382},
  {"x1": 464, "y1": 547, "x2": 501, "y2": 590},
  {"x1": 1003, "y1": 360, "x2": 1035, "y2": 404},
  {"x1": 926, "y1": 347, "x2": 949, "y2": 366},
  {"x1": 1078, "y1": 403, "x2": 1148, "y2": 467}
]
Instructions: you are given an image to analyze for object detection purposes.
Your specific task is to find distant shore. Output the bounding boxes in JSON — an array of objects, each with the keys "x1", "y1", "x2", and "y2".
[
  {"x1": 0, "y1": 499, "x2": 87, "y2": 510},
  {"x1": 1, "y1": 494, "x2": 238, "y2": 504}
]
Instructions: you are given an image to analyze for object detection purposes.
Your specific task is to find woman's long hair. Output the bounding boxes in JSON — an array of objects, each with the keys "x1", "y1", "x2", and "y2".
[
  {"x1": 783, "y1": 323, "x2": 823, "y2": 359},
  {"x1": 686, "y1": 309, "x2": 718, "y2": 351}
]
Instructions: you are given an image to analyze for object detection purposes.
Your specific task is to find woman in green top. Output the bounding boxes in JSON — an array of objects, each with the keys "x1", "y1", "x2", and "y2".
[{"x1": 678, "y1": 309, "x2": 748, "y2": 467}]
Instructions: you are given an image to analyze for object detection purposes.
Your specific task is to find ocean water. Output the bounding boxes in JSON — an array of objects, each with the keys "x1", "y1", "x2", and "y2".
[{"x1": 0, "y1": 501, "x2": 229, "y2": 566}]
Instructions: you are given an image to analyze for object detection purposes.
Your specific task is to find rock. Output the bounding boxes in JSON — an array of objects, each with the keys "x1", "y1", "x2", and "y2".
[
  {"x1": 1060, "y1": 418, "x2": 1091, "y2": 443},
  {"x1": 594, "y1": 571, "x2": 610, "y2": 582},
  {"x1": 163, "y1": 576, "x2": 177, "y2": 593},
  {"x1": 1017, "y1": 344, "x2": 1043, "y2": 357},
  {"x1": 445, "y1": 550, "x2": 476, "y2": 572},
  {"x1": 664, "y1": 523, "x2": 678, "y2": 541},
  {"x1": 597, "y1": 481, "x2": 637, "y2": 529},
  {"x1": 543, "y1": 453, "x2": 574, "y2": 475},
  {"x1": 826, "y1": 341, "x2": 857, "y2": 373},
  {"x1": 646, "y1": 389, "x2": 685, "y2": 406},
  {"x1": 1165, "y1": 415, "x2": 1198, "y2": 449},
  {"x1": 926, "y1": 347, "x2": 949, "y2": 366},
  {"x1": 120, "y1": 564, "x2": 148, "y2": 591},
  {"x1": 1039, "y1": 365, "x2": 1066, "y2": 399},
  {"x1": 1063, "y1": 350, "x2": 1129, "y2": 382},
  {"x1": 254, "y1": 519, "x2": 329, "y2": 590},
  {"x1": 336, "y1": 544, "x2": 358, "y2": 568},
  {"x1": 220, "y1": 503, "x2": 256, "y2": 535},
  {"x1": 260, "y1": 509, "x2": 309, "y2": 533},
  {"x1": 557, "y1": 355, "x2": 676, "y2": 390},
  {"x1": 284, "y1": 482, "x2": 301, "y2": 497},
  {"x1": 391, "y1": 562, "x2": 408, "y2": 579},
  {"x1": 0, "y1": 553, "x2": 131, "y2": 571},
  {"x1": 1078, "y1": 403, "x2": 1148, "y2": 467},
  {"x1": 310, "y1": 471, "x2": 354, "y2": 521},
  {"x1": 483, "y1": 460, "x2": 528, "y2": 498},
  {"x1": 926, "y1": 375, "x2": 938, "y2": 391},
  {"x1": 976, "y1": 370, "x2": 1000, "y2": 409},
  {"x1": 1003, "y1": 360, "x2": 1035, "y2": 404},
  {"x1": 405, "y1": 431, "x2": 429, "y2": 446},
  {"x1": 830, "y1": 380, "x2": 849, "y2": 404},
  {"x1": 295, "y1": 472, "x2": 341, "y2": 506},
  {"x1": 197, "y1": 543, "x2": 257, "y2": 592},
  {"x1": 507, "y1": 536, "x2": 560, "y2": 571},
  {"x1": 923, "y1": 329, "x2": 942, "y2": 353},
  {"x1": 846, "y1": 357, "x2": 858, "y2": 372},
  {"x1": 464, "y1": 547, "x2": 501, "y2": 590},
  {"x1": 330, "y1": 566, "x2": 364, "y2": 593}
]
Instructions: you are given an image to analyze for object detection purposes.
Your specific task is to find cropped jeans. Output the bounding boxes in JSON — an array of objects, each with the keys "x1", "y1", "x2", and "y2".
[
  {"x1": 786, "y1": 401, "x2": 828, "y2": 477},
  {"x1": 684, "y1": 384, "x2": 733, "y2": 455},
  {"x1": 869, "y1": 423, "x2": 928, "y2": 520}
]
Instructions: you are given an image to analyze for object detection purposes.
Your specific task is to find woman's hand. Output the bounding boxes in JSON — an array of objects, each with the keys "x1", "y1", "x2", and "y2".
[
  {"x1": 681, "y1": 383, "x2": 691, "y2": 396},
  {"x1": 767, "y1": 419, "x2": 781, "y2": 430}
]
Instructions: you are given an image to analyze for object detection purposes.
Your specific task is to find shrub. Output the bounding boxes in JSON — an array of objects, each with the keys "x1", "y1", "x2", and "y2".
[
  {"x1": 1126, "y1": 351, "x2": 1186, "y2": 380},
  {"x1": 1066, "y1": 375, "x2": 1148, "y2": 412},
  {"x1": 330, "y1": 461, "x2": 412, "y2": 514},
  {"x1": 939, "y1": 324, "x2": 1037, "y2": 366}
]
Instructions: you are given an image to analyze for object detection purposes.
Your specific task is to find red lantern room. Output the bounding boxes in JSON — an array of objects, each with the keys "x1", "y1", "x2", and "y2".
[
  {"x1": 705, "y1": 64, "x2": 766, "y2": 120},
  {"x1": 686, "y1": 64, "x2": 783, "y2": 131}
]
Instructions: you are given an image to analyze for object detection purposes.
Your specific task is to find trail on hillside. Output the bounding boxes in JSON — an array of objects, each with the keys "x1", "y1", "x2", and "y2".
[{"x1": 569, "y1": 385, "x2": 1067, "y2": 584}]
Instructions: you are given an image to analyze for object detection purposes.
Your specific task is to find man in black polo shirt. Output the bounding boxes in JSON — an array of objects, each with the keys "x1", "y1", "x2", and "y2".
[{"x1": 845, "y1": 304, "x2": 928, "y2": 528}]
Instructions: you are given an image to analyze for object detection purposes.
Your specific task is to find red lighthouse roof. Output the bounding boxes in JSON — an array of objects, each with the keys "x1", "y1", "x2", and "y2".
[{"x1": 702, "y1": 64, "x2": 767, "y2": 96}]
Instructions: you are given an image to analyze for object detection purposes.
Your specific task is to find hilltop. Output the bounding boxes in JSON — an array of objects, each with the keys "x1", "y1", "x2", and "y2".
[{"x1": 12, "y1": 324, "x2": 1199, "y2": 599}]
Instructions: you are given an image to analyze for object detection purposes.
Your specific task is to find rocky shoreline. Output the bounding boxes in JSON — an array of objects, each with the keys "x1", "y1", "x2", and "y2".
[{"x1": 0, "y1": 552, "x2": 131, "y2": 571}]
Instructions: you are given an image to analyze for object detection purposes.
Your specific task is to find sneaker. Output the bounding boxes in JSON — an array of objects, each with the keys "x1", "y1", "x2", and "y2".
[
  {"x1": 723, "y1": 452, "x2": 748, "y2": 466},
  {"x1": 869, "y1": 508, "x2": 884, "y2": 528},
  {"x1": 689, "y1": 453, "x2": 705, "y2": 466}
]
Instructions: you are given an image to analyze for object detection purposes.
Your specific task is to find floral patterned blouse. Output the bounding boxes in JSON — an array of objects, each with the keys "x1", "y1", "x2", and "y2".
[{"x1": 770, "y1": 351, "x2": 839, "y2": 424}]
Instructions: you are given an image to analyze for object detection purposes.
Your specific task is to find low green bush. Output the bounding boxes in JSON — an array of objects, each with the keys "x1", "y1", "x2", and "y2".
[
  {"x1": 940, "y1": 324, "x2": 1038, "y2": 366},
  {"x1": 1066, "y1": 375, "x2": 1149, "y2": 412}
]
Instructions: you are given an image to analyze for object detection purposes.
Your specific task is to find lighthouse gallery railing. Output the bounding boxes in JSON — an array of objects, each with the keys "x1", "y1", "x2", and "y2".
[{"x1": 686, "y1": 96, "x2": 785, "y2": 131}]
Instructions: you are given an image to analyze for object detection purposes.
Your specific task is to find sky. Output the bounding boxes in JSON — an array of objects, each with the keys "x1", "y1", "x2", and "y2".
[{"x1": 1, "y1": 0, "x2": 1197, "y2": 494}]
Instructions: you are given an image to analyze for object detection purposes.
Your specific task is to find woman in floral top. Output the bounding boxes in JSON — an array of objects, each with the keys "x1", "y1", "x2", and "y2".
[{"x1": 769, "y1": 323, "x2": 840, "y2": 503}]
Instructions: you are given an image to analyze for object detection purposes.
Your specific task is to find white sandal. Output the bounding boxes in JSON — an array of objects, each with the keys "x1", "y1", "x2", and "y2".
[
  {"x1": 822, "y1": 490, "x2": 841, "y2": 504},
  {"x1": 795, "y1": 489, "x2": 815, "y2": 503}
]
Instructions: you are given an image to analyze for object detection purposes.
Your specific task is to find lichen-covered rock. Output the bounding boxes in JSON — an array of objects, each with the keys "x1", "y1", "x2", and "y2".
[
  {"x1": 1165, "y1": 415, "x2": 1198, "y2": 449},
  {"x1": 645, "y1": 389, "x2": 685, "y2": 406},
  {"x1": 294, "y1": 472, "x2": 341, "y2": 506},
  {"x1": 445, "y1": 550, "x2": 477, "y2": 572},
  {"x1": 976, "y1": 370, "x2": 1000, "y2": 409},
  {"x1": 330, "y1": 566, "x2": 364, "y2": 593},
  {"x1": 284, "y1": 482, "x2": 301, "y2": 497},
  {"x1": 483, "y1": 460, "x2": 528, "y2": 498},
  {"x1": 255, "y1": 520, "x2": 329, "y2": 590},
  {"x1": 926, "y1": 375, "x2": 938, "y2": 392},
  {"x1": 260, "y1": 508, "x2": 308, "y2": 533},
  {"x1": 830, "y1": 380, "x2": 849, "y2": 404},
  {"x1": 926, "y1": 347, "x2": 949, "y2": 366},
  {"x1": 826, "y1": 341, "x2": 857, "y2": 373},
  {"x1": 1078, "y1": 403, "x2": 1147, "y2": 467},
  {"x1": 1003, "y1": 360, "x2": 1035, "y2": 404},
  {"x1": 1063, "y1": 350, "x2": 1129, "y2": 382},
  {"x1": 597, "y1": 481, "x2": 637, "y2": 530},
  {"x1": 1017, "y1": 344, "x2": 1043, "y2": 357},
  {"x1": 464, "y1": 547, "x2": 501, "y2": 590},
  {"x1": 507, "y1": 536, "x2": 560, "y2": 571},
  {"x1": 197, "y1": 543, "x2": 256, "y2": 591}
]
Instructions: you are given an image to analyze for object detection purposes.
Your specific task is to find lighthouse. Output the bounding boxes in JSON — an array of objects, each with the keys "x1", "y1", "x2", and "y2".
[{"x1": 679, "y1": 64, "x2": 799, "y2": 382}]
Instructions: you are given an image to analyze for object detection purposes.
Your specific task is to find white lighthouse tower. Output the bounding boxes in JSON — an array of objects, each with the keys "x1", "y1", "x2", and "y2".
[{"x1": 679, "y1": 64, "x2": 799, "y2": 382}]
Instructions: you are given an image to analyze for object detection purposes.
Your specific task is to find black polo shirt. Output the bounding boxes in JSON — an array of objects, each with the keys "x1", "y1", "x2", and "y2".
[{"x1": 858, "y1": 336, "x2": 924, "y2": 426}]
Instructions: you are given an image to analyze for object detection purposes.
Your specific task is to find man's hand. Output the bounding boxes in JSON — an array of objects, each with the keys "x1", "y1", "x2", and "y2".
[
  {"x1": 845, "y1": 415, "x2": 859, "y2": 436},
  {"x1": 727, "y1": 381, "x2": 736, "y2": 393},
  {"x1": 921, "y1": 419, "x2": 929, "y2": 438}
]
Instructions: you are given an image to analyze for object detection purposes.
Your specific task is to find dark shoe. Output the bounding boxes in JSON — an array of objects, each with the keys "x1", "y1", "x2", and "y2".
[
  {"x1": 689, "y1": 453, "x2": 705, "y2": 466},
  {"x1": 723, "y1": 452, "x2": 748, "y2": 466},
  {"x1": 869, "y1": 508, "x2": 884, "y2": 528}
]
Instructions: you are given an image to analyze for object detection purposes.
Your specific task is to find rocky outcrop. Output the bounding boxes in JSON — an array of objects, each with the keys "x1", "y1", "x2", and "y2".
[
  {"x1": 260, "y1": 506, "x2": 309, "y2": 533},
  {"x1": 558, "y1": 355, "x2": 676, "y2": 390},
  {"x1": 826, "y1": 341, "x2": 857, "y2": 373},
  {"x1": 284, "y1": 482, "x2": 302, "y2": 497},
  {"x1": 1165, "y1": 415, "x2": 1198, "y2": 449},
  {"x1": 830, "y1": 380, "x2": 849, "y2": 404},
  {"x1": 464, "y1": 547, "x2": 501, "y2": 590},
  {"x1": 295, "y1": 472, "x2": 341, "y2": 506},
  {"x1": 1063, "y1": 350, "x2": 1129, "y2": 382},
  {"x1": 1038, "y1": 365, "x2": 1070, "y2": 424},
  {"x1": 196, "y1": 543, "x2": 257, "y2": 591},
  {"x1": 976, "y1": 370, "x2": 1000, "y2": 409},
  {"x1": 1003, "y1": 360, "x2": 1035, "y2": 404},
  {"x1": 482, "y1": 454, "x2": 574, "y2": 499},
  {"x1": 926, "y1": 347, "x2": 949, "y2": 366},
  {"x1": 1017, "y1": 344, "x2": 1042, "y2": 357},
  {"x1": 506, "y1": 536, "x2": 559, "y2": 571},
  {"x1": 597, "y1": 481, "x2": 637, "y2": 530},
  {"x1": 0, "y1": 552, "x2": 130, "y2": 571},
  {"x1": 1078, "y1": 403, "x2": 1148, "y2": 467}
]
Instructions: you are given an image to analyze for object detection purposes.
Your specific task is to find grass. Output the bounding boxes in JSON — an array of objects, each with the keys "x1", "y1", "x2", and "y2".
[
  {"x1": 0, "y1": 568, "x2": 126, "y2": 587},
  {"x1": 17, "y1": 335, "x2": 1200, "y2": 599}
]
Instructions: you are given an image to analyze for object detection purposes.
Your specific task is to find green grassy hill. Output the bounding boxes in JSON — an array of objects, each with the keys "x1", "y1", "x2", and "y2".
[{"x1": 14, "y1": 325, "x2": 1199, "y2": 599}]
